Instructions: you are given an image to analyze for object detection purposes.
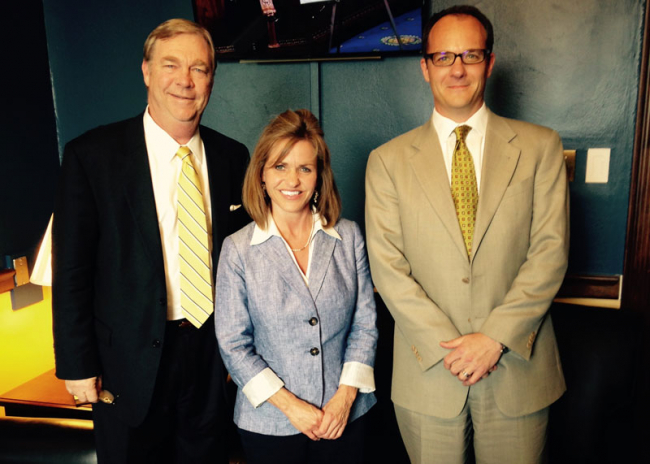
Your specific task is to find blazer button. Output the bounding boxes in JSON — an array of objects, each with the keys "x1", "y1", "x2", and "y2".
[
  {"x1": 310, "y1": 347, "x2": 320, "y2": 356},
  {"x1": 152, "y1": 340, "x2": 161, "y2": 348},
  {"x1": 461, "y1": 278, "x2": 470, "y2": 284},
  {"x1": 309, "y1": 317, "x2": 319, "y2": 326}
]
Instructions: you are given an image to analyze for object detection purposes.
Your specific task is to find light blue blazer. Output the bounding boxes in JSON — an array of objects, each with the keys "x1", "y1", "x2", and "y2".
[{"x1": 214, "y1": 218, "x2": 378, "y2": 436}]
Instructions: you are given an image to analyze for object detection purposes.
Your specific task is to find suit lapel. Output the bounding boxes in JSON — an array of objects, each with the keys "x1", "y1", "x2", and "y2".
[
  {"x1": 203, "y1": 129, "x2": 230, "y2": 261},
  {"x1": 256, "y1": 237, "x2": 313, "y2": 299},
  {"x1": 121, "y1": 117, "x2": 164, "y2": 271},
  {"x1": 306, "y1": 230, "x2": 336, "y2": 301},
  {"x1": 473, "y1": 112, "x2": 520, "y2": 258},
  {"x1": 410, "y1": 119, "x2": 468, "y2": 259},
  {"x1": 254, "y1": 229, "x2": 336, "y2": 303}
]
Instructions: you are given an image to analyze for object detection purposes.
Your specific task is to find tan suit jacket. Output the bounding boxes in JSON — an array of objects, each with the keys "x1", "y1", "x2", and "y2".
[{"x1": 365, "y1": 110, "x2": 568, "y2": 419}]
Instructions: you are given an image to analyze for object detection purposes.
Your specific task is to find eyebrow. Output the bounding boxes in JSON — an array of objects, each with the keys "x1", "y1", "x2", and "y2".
[
  {"x1": 190, "y1": 60, "x2": 210, "y2": 69},
  {"x1": 160, "y1": 56, "x2": 210, "y2": 68}
]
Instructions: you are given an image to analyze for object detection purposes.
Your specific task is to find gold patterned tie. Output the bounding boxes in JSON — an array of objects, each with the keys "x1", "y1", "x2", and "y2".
[
  {"x1": 451, "y1": 125, "x2": 479, "y2": 257},
  {"x1": 176, "y1": 146, "x2": 213, "y2": 327}
]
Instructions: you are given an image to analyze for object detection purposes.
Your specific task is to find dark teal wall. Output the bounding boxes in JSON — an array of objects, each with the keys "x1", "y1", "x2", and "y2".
[
  {"x1": 42, "y1": 0, "x2": 646, "y2": 276},
  {"x1": 42, "y1": 0, "x2": 189, "y2": 145},
  {"x1": 477, "y1": 0, "x2": 645, "y2": 276}
]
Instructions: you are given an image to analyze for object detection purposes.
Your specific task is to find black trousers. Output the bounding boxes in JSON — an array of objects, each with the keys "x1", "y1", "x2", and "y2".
[
  {"x1": 238, "y1": 413, "x2": 369, "y2": 464},
  {"x1": 93, "y1": 318, "x2": 230, "y2": 464}
]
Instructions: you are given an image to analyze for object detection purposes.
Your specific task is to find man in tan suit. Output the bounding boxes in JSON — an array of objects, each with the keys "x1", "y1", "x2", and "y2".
[{"x1": 365, "y1": 5, "x2": 569, "y2": 463}]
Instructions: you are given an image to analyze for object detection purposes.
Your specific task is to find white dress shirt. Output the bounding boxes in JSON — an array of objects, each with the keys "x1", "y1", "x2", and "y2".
[
  {"x1": 432, "y1": 103, "x2": 489, "y2": 191},
  {"x1": 242, "y1": 213, "x2": 376, "y2": 408},
  {"x1": 143, "y1": 109, "x2": 213, "y2": 321}
]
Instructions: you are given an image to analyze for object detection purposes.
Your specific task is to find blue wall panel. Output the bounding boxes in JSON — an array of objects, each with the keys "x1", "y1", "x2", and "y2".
[
  {"x1": 319, "y1": 57, "x2": 431, "y2": 228},
  {"x1": 205, "y1": 61, "x2": 313, "y2": 153}
]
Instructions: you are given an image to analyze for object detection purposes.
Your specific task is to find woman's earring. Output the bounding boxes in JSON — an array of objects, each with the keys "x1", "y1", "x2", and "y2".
[
  {"x1": 262, "y1": 182, "x2": 267, "y2": 197},
  {"x1": 312, "y1": 191, "x2": 319, "y2": 205}
]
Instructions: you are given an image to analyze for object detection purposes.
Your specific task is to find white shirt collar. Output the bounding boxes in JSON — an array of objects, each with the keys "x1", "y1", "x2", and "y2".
[
  {"x1": 250, "y1": 212, "x2": 341, "y2": 246},
  {"x1": 143, "y1": 107, "x2": 203, "y2": 164},
  {"x1": 432, "y1": 103, "x2": 488, "y2": 141}
]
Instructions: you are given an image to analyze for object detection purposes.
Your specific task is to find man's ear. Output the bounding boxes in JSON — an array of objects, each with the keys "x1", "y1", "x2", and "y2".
[
  {"x1": 485, "y1": 53, "x2": 495, "y2": 79},
  {"x1": 142, "y1": 60, "x2": 150, "y2": 87},
  {"x1": 420, "y1": 57, "x2": 431, "y2": 83}
]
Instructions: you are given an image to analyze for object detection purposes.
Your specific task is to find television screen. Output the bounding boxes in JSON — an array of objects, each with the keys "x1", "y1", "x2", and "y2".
[{"x1": 192, "y1": 0, "x2": 425, "y2": 61}]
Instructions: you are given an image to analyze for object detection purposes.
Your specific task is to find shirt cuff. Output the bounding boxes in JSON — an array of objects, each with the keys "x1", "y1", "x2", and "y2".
[
  {"x1": 241, "y1": 368, "x2": 285, "y2": 408},
  {"x1": 339, "y1": 362, "x2": 375, "y2": 393}
]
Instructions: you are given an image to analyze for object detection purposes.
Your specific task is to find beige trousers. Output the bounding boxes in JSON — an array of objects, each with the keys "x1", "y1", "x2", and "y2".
[{"x1": 394, "y1": 378, "x2": 549, "y2": 464}]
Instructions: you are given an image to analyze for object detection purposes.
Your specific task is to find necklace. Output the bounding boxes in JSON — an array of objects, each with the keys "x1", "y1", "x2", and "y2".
[{"x1": 290, "y1": 217, "x2": 315, "y2": 252}]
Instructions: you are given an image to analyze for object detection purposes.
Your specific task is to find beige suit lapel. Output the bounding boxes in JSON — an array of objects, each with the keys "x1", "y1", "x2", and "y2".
[
  {"x1": 473, "y1": 111, "x2": 521, "y2": 258},
  {"x1": 410, "y1": 118, "x2": 468, "y2": 259}
]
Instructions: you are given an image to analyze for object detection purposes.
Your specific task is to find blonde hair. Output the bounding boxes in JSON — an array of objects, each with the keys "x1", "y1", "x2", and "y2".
[
  {"x1": 243, "y1": 109, "x2": 342, "y2": 229},
  {"x1": 143, "y1": 18, "x2": 216, "y2": 72}
]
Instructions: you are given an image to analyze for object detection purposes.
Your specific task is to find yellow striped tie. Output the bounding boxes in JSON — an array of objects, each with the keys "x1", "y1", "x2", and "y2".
[
  {"x1": 176, "y1": 146, "x2": 213, "y2": 328},
  {"x1": 451, "y1": 125, "x2": 479, "y2": 257}
]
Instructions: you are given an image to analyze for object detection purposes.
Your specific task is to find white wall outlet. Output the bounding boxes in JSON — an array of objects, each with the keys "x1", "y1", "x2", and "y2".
[{"x1": 585, "y1": 148, "x2": 610, "y2": 183}]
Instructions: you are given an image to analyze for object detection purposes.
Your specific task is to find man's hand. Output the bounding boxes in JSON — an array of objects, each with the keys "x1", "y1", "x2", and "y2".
[
  {"x1": 65, "y1": 376, "x2": 101, "y2": 404},
  {"x1": 268, "y1": 388, "x2": 324, "y2": 441},
  {"x1": 440, "y1": 333, "x2": 503, "y2": 386},
  {"x1": 314, "y1": 385, "x2": 357, "y2": 440}
]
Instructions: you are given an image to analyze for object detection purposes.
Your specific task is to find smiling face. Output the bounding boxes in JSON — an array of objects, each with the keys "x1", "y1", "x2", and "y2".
[
  {"x1": 142, "y1": 32, "x2": 213, "y2": 142},
  {"x1": 262, "y1": 139, "x2": 318, "y2": 222},
  {"x1": 420, "y1": 14, "x2": 495, "y2": 122}
]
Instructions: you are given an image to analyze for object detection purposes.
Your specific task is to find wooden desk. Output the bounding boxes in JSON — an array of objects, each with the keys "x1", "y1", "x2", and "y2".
[{"x1": 0, "y1": 369, "x2": 92, "y2": 419}]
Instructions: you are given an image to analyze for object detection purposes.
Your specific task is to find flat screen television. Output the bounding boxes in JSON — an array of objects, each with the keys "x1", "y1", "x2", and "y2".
[{"x1": 192, "y1": 0, "x2": 426, "y2": 61}]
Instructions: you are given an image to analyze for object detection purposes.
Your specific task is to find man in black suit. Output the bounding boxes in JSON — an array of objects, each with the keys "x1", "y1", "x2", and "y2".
[{"x1": 52, "y1": 18, "x2": 249, "y2": 463}]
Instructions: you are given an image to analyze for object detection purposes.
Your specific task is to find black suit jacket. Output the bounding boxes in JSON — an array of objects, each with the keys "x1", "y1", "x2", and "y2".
[{"x1": 52, "y1": 114, "x2": 249, "y2": 426}]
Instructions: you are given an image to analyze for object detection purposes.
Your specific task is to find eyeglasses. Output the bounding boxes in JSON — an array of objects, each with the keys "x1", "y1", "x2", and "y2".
[{"x1": 423, "y1": 49, "x2": 490, "y2": 67}]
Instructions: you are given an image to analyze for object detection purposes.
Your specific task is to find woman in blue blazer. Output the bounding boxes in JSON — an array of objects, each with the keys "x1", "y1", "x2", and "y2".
[{"x1": 214, "y1": 109, "x2": 377, "y2": 463}]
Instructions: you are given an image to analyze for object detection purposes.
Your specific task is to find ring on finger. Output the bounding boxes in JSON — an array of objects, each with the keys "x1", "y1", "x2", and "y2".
[{"x1": 461, "y1": 371, "x2": 471, "y2": 379}]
